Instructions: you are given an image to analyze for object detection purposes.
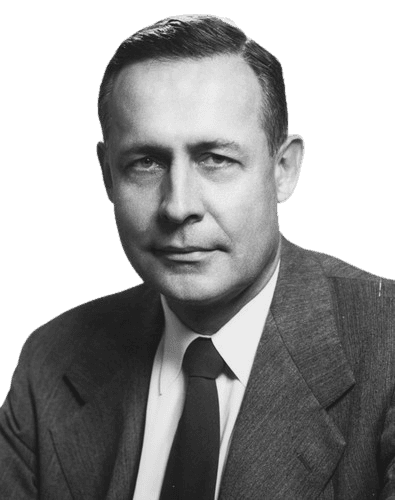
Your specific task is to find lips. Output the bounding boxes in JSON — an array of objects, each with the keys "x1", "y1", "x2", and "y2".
[
  {"x1": 155, "y1": 245, "x2": 212, "y2": 253},
  {"x1": 153, "y1": 245, "x2": 217, "y2": 262}
]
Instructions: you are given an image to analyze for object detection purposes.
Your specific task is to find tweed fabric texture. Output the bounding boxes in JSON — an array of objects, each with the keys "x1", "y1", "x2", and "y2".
[{"x1": 1, "y1": 236, "x2": 394, "y2": 499}]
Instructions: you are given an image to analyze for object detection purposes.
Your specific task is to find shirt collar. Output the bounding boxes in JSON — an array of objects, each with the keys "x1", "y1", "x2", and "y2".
[{"x1": 159, "y1": 261, "x2": 280, "y2": 394}]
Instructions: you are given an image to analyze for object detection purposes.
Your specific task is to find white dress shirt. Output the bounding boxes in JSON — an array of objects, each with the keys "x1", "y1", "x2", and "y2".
[{"x1": 133, "y1": 263, "x2": 279, "y2": 500}]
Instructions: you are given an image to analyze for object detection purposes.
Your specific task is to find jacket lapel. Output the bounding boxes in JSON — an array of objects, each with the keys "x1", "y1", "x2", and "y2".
[
  {"x1": 219, "y1": 238, "x2": 355, "y2": 499},
  {"x1": 50, "y1": 287, "x2": 163, "y2": 500}
]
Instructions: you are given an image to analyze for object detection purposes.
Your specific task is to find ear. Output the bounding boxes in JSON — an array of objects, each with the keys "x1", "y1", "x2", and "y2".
[
  {"x1": 97, "y1": 141, "x2": 114, "y2": 202},
  {"x1": 274, "y1": 135, "x2": 304, "y2": 203}
]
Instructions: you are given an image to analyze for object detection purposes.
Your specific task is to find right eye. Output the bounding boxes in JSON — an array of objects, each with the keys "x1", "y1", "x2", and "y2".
[{"x1": 129, "y1": 156, "x2": 165, "y2": 172}]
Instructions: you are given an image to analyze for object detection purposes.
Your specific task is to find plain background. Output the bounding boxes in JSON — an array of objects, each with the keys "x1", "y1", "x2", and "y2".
[{"x1": 1, "y1": 1, "x2": 394, "y2": 404}]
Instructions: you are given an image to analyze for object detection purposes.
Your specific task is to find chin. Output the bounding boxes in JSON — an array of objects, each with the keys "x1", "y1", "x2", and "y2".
[{"x1": 149, "y1": 272, "x2": 227, "y2": 306}]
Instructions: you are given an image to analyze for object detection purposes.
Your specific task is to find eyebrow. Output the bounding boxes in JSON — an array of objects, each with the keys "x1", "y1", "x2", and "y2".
[
  {"x1": 117, "y1": 139, "x2": 244, "y2": 160},
  {"x1": 118, "y1": 144, "x2": 171, "y2": 161},
  {"x1": 188, "y1": 140, "x2": 244, "y2": 155}
]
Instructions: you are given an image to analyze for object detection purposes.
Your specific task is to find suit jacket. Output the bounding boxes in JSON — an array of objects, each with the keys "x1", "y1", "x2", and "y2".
[{"x1": 1, "y1": 237, "x2": 395, "y2": 499}]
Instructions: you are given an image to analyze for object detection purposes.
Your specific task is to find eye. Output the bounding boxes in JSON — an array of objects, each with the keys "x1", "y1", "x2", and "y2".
[
  {"x1": 198, "y1": 153, "x2": 235, "y2": 169},
  {"x1": 128, "y1": 156, "x2": 166, "y2": 172}
]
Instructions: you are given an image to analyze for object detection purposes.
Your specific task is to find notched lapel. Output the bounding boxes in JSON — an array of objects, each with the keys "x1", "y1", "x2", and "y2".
[
  {"x1": 219, "y1": 239, "x2": 355, "y2": 499},
  {"x1": 50, "y1": 287, "x2": 163, "y2": 500}
]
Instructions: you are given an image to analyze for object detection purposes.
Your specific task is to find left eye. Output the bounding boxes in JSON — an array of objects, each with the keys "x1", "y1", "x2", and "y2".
[{"x1": 199, "y1": 154, "x2": 233, "y2": 168}]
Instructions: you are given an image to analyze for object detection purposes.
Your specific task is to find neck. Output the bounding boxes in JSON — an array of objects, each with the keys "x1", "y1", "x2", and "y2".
[{"x1": 165, "y1": 244, "x2": 281, "y2": 335}]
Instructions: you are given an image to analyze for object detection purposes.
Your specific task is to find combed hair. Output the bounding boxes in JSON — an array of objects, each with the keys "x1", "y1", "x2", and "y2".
[{"x1": 98, "y1": 15, "x2": 288, "y2": 156}]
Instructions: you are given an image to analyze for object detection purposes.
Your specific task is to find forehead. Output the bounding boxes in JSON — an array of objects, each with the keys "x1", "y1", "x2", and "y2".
[{"x1": 108, "y1": 55, "x2": 265, "y2": 146}]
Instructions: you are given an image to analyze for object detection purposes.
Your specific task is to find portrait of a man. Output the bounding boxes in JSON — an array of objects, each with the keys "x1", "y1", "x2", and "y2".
[{"x1": 1, "y1": 13, "x2": 394, "y2": 500}]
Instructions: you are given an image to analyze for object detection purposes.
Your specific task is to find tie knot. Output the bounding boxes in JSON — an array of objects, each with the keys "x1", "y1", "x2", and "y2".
[{"x1": 183, "y1": 338, "x2": 224, "y2": 380}]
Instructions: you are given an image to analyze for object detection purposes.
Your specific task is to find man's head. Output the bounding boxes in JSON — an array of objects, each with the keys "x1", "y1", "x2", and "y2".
[
  {"x1": 97, "y1": 15, "x2": 303, "y2": 332},
  {"x1": 98, "y1": 15, "x2": 287, "y2": 157}
]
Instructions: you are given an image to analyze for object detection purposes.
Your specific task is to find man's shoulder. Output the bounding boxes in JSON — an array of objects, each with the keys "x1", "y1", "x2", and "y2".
[
  {"x1": 281, "y1": 239, "x2": 395, "y2": 363},
  {"x1": 286, "y1": 238, "x2": 395, "y2": 289},
  {"x1": 286, "y1": 239, "x2": 395, "y2": 304},
  {"x1": 17, "y1": 283, "x2": 160, "y2": 381}
]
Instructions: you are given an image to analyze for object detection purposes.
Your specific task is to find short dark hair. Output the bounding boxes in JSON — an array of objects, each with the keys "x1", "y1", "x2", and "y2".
[{"x1": 98, "y1": 15, "x2": 288, "y2": 156}]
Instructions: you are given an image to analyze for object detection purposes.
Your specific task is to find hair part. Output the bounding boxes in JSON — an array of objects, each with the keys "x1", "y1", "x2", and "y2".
[{"x1": 98, "y1": 15, "x2": 288, "y2": 156}]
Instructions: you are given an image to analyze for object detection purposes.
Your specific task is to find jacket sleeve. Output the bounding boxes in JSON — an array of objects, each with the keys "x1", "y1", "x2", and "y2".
[
  {"x1": 380, "y1": 383, "x2": 395, "y2": 498},
  {"x1": 0, "y1": 339, "x2": 38, "y2": 499}
]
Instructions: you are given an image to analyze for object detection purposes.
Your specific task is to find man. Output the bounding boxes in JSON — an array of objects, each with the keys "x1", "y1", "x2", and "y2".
[{"x1": 1, "y1": 14, "x2": 394, "y2": 499}]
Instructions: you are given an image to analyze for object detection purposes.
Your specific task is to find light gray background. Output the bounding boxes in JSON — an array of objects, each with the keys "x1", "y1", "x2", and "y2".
[{"x1": 1, "y1": 0, "x2": 394, "y2": 403}]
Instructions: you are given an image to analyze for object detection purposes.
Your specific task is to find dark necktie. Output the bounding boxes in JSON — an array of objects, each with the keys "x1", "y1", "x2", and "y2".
[{"x1": 160, "y1": 337, "x2": 224, "y2": 500}]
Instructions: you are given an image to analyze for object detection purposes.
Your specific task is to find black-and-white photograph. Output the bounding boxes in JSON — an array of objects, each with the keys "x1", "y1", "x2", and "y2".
[{"x1": 1, "y1": 2, "x2": 394, "y2": 498}]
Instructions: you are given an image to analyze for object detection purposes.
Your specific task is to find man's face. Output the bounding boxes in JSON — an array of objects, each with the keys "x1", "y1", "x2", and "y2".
[{"x1": 101, "y1": 55, "x2": 283, "y2": 308}]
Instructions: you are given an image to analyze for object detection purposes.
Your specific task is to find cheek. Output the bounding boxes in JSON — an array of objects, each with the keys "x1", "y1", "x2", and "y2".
[
  {"x1": 218, "y1": 178, "x2": 277, "y2": 241},
  {"x1": 113, "y1": 187, "x2": 158, "y2": 236},
  {"x1": 113, "y1": 205, "x2": 147, "y2": 254}
]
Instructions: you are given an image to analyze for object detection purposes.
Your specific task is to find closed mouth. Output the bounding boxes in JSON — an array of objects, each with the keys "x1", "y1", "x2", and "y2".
[
  {"x1": 154, "y1": 246, "x2": 213, "y2": 254},
  {"x1": 152, "y1": 245, "x2": 217, "y2": 262}
]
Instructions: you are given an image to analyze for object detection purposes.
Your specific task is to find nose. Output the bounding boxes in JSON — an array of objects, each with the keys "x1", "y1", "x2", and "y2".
[{"x1": 159, "y1": 162, "x2": 204, "y2": 225}]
